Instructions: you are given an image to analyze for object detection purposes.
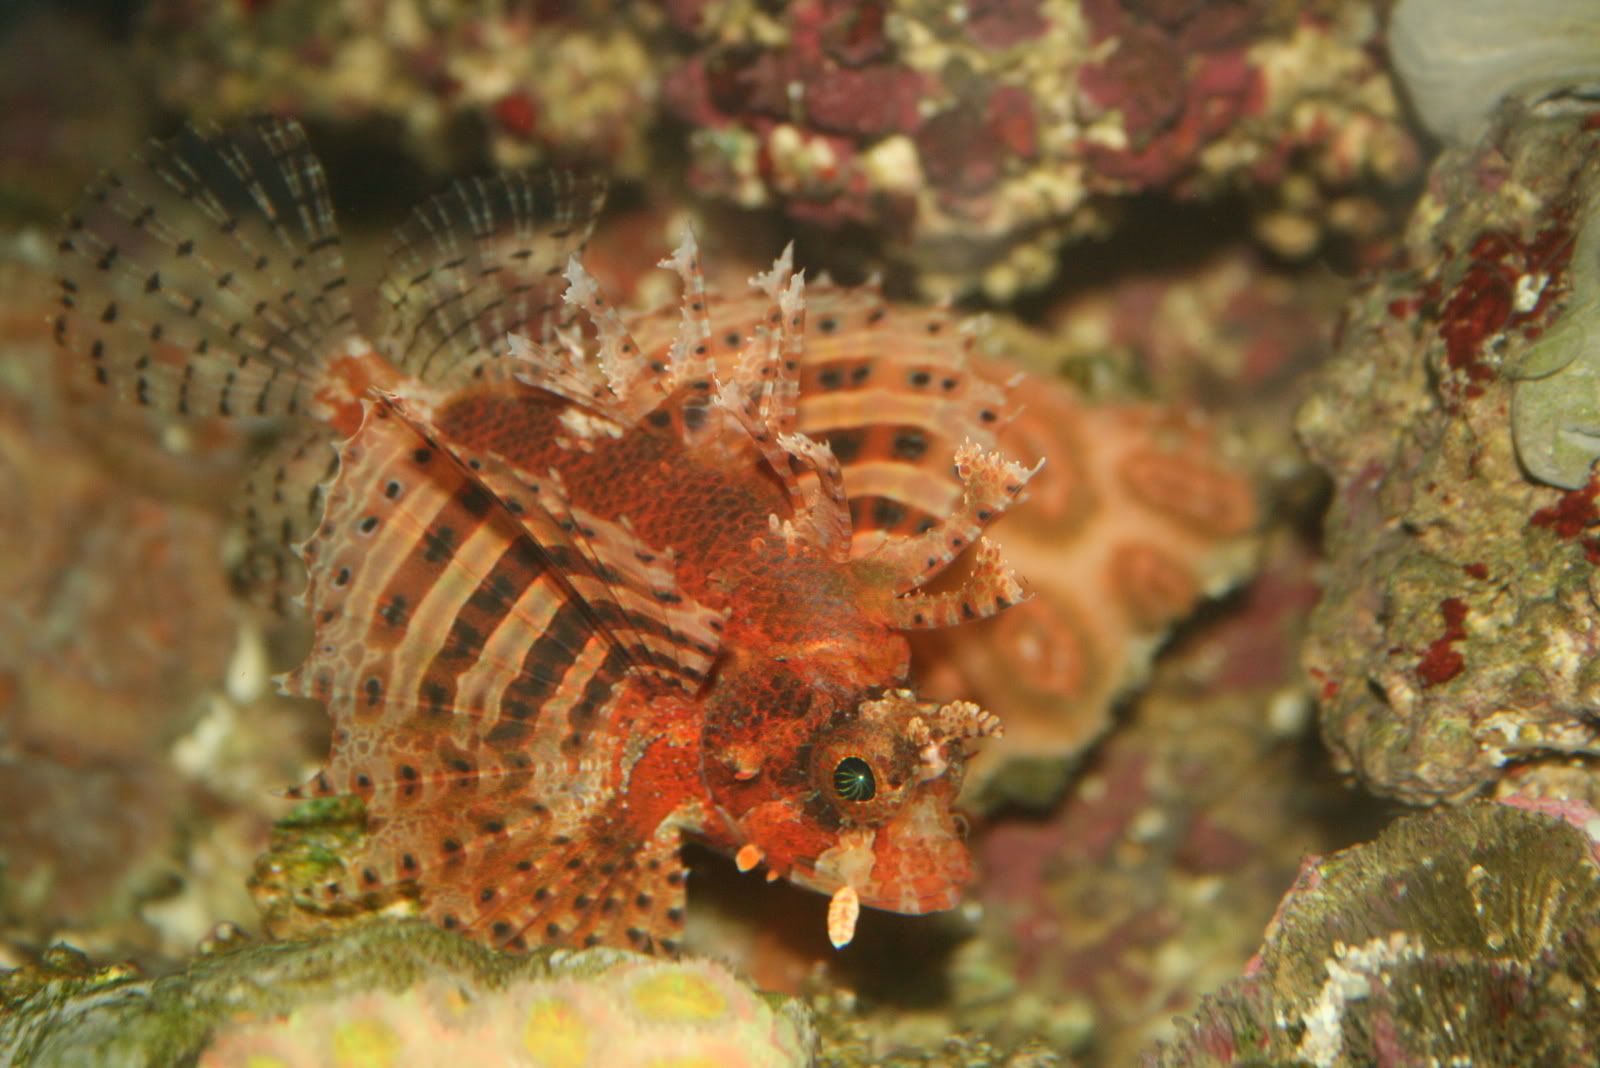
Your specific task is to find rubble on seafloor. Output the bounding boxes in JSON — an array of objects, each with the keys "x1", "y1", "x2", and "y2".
[
  {"x1": 1145, "y1": 801, "x2": 1600, "y2": 1066},
  {"x1": 1297, "y1": 99, "x2": 1600, "y2": 806},
  {"x1": 0, "y1": 920, "x2": 816, "y2": 1067}
]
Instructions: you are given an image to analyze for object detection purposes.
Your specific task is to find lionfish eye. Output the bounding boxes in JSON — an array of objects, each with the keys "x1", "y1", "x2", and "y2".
[{"x1": 832, "y1": 756, "x2": 877, "y2": 802}]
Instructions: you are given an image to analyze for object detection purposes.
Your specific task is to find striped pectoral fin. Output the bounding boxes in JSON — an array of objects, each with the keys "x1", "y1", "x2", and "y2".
[
  {"x1": 55, "y1": 116, "x2": 354, "y2": 419},
  {"x1": 278, "y1": 397, "x2": 693, "y2": 948},
  {"x1": 377, "y1": 171, "x2": 608, "y2": 391},
  {"x1": 379, "y1": 399, "x2": 725, "y2": 693},
  {"x1": 315, "y1": 757, "x2": 690, "y2": 953}
]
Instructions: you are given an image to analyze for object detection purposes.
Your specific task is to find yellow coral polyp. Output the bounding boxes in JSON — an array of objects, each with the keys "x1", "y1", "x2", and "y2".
[
  {"x1": 626, "y1": 969, "x2": 729, "y2": 1023},
  {"x1": 331, "y1": 1016, "x2": 402, "y2": 1068},
  {"x1": 521, "y1": 996, "x2": 591, "y2": 1068}
]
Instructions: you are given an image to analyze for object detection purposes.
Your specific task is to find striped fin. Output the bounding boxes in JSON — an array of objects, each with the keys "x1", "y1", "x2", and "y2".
[
  {"x1": 625, "y1": 281, "x2": 1014, "y2": 554},
  {"x1": 377, "y1": 172, "x2": 607, "y2": 390},
  {"x1": 280, "y1": 400, "x2": 646, "y2": 937},
  {"x1": 789, "y1": 287, "x2": 1013, "y2": 553},
  {"x1": 54, "y1": 116, "x2": 353, "y2": 419},
  {"x1": 382, "y1": 402, "x2": 725, "y2": 693},
  {"x1": 235, "y1": 422, "x2": 340, "y2": 613},
  {"x1": 447, "y1": 817, "x2": 689, "y2": 953},
  {"x1": 864, "y1": 440, "x2": 1038, "y2": 594}
]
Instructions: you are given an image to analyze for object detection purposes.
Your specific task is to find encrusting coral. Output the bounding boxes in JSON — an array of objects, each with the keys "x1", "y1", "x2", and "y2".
[
  {"x1": 139, "y1": 0, "x2": 659, "y2": 176},
  {"x1": 914, "y1": 355, "x2": 1259, "y2": 802}
]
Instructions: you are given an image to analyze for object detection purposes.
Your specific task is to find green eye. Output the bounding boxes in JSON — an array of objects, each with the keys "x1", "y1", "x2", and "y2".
[{"x1": 832, "y1": 756, "x2": 877, "y2": 802}]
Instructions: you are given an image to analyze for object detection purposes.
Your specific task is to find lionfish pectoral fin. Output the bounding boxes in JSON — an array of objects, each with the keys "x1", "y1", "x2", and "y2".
[
  {"x1": 277, "y1": 398, "x2": 644, "y2": 927},
  {"x1": 380, "y1": 400, "x2": 726, "y2": 694},
  {"x1": 434, "y1": 816, "x2": 690, "y2": 954},
  {"x1": 377, "y1": 171, "x2": 608, "y2": 391},
  {"x1": 55, "y1": 116, "x2": 353, "y2": 419}
]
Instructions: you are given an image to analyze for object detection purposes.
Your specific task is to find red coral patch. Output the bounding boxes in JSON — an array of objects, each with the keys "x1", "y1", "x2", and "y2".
[{"x1": 1416, "y1": 597, "x2": 1468, "y2": 688}]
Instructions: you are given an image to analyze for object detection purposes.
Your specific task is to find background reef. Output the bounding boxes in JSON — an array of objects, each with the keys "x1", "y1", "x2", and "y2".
[{"x1": 4, "y1": 0, "x2": 1600, "y2": 1065}]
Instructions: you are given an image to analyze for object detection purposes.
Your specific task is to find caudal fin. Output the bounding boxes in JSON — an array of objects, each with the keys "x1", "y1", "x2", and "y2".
[{"x1": 53, "y1": 116, "x2": 355, "y2": 420}]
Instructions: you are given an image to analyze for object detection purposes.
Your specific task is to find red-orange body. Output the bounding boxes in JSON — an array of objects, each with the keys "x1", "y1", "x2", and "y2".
[{"x1": 53, "y1": 118, "x2": 1034, "y2": 952}]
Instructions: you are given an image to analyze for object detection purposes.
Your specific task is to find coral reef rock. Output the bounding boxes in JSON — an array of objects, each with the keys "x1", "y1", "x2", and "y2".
[
  {"x1": 1298, "y1": 99, "x2": 1600, "y2": 805},
  {"x1": 0, "y1": 920, "x2": 815, "y2": 1067},
  {"x1": 1144, "y1": 801, "x2": 1600, "y2": 1066},
  {"x1": 0, "y1": 254, "x2": 276, "y2": 962},
  {"x1": 141, "y1": 0, "x2": 660, "y2": 175},
  {"x1": 663, "y1": 0, "x2": 1417, "y2": 297}
]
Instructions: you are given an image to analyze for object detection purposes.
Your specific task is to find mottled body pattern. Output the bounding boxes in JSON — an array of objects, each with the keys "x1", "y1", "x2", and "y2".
[{"x1": 54, "y1": 119, "x2": 1036, "y2": 953}]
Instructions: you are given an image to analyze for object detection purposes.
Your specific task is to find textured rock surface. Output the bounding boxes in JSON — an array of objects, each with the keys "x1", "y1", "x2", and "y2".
[
  {"x1": 952, "y1": 528, "x2": 1368, "y2": 1064},
  {"x1": 1144, "y1": 802, "x2": 1600, "y2": 1066},
  {"x1": 663, "y1": 0, "x2": 1417, "y2": 297},
  {"x1": 140, "y1": 0, "x2": 661, "y2": 176},
  {"x1": 0, "y1": 920, "x2": 814, "y2": 1067},
  {"x1": 1298, "y1": 101, "x2": 1600, "y2": 805}
]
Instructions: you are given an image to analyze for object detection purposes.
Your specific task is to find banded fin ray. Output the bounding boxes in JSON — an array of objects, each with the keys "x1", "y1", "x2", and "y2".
[
  {"x1": 625, "y1": 282, "x2": 1014, "y2": 554},
  {"x1": 386, "y1": 400, "x2": 725, "y2": 693},
  {"x1": 54, "y1": 116, "x2": 353, "y2": 419},
  {"x1": 789, "y1": 288, "x2": 1014, "y2": 553},
  {"x1": 280, "y1": 400, "x2": 643, "y2": 931},
  {"x1": 377, "y1": 172, "x2": 607, "y2": 390},
  {"x1": 451, "y1": 818, "x2": 689, "y2": 954}
]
